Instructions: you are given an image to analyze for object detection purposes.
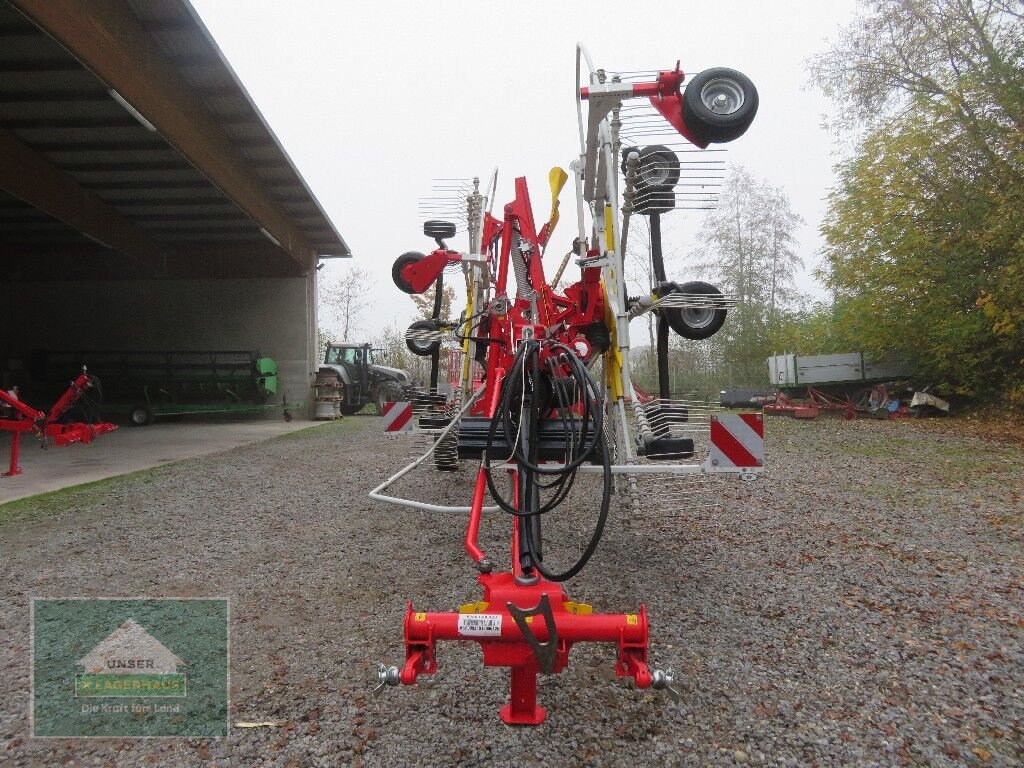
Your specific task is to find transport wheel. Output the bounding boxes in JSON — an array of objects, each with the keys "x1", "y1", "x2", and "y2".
[
  {"x1": 129, "y1": 405, "x2": 153, "y2": 427},
  {"x1": 621, "y1": 145, "x2": 679, "y2": 215},
  {"x1": 682, "y1": 67, "x2": 758, "y2": 145},
  {"x1": 406, "y1": 319, "x2": 442, "y2": 357},
  {"x1": 620, "y1": 144, "x2": 680, "y2": 189},
  {"x1": 663, "y1": 280, "x2": 728, "y2": 340},
  {"x1": 392, "y1": 251, "x2": 425, "y2": 294},
  {"x1": 339, "y1": 403, "x2": 364, "y2": 415}
]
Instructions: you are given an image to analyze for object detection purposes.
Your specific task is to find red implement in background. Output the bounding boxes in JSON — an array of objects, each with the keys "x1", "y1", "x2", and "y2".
[{"x1": 0, "y1": 373, "x2": 116, "y2": 477}]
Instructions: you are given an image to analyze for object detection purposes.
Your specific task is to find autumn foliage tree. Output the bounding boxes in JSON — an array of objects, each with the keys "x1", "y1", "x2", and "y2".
[{"x1": 811, "y1": 0, "x2": 1024, "y2": 398}]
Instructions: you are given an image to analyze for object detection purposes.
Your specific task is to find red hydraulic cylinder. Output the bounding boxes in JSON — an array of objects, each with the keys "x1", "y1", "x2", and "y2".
[{"x1": 464, "y1": 466, "x2": 488, "y2": 563}]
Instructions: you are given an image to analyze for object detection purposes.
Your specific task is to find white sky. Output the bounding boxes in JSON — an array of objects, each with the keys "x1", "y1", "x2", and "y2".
[{"x1": 189, "y1": 0, "x2": 859, "y2": 340}]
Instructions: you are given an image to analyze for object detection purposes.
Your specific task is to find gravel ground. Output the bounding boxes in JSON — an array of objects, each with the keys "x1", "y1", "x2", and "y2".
[{"x1": 1, "y1": 413, "x2": 1023, "y2": 767}]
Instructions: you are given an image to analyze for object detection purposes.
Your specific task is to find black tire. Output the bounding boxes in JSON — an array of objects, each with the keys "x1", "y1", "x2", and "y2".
[
  {"x1": 620, "y1": 144, "x2": 680, "y2": 189},
  {"x1": 406, "y1": 319, "x2": 441, "y2": 357},
  {"x1": 283, "y1": 410, "x2": 293, "y2": 422},
  {"x1": 662, "y1": 280, "x2": 728, "y2": 340},
  {"x1": 339, "y1": 403, "x2": 364, "y2": 416},
  {"x1": 423, "y1": 220, "x2": 456, "y2": 240},
  {"x1": 392, "y1": 251, "x2": 425, "y2": 294},
  {"x1": 375, "y1": 381, "x2": 404, "y2": 415},
  {"x1": 682, "y1": 67, "x2": 758, "y2": 145},
  {"x1": 621, "y1": 145, "x2": 679, "y2": 215},
  {"x1": 129, "y1": 405, "x2": 153, "y2": 427}
]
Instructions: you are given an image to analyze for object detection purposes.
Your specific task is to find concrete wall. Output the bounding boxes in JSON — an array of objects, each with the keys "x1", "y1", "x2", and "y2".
[{"x1": 0, "y1": 277, "x2": 315, "y2": 414}]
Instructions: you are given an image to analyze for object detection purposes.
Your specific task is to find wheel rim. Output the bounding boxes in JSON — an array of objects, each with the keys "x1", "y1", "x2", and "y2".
[
  {"x1": 681, "y1": 307, "x2": 716, "y2": 329},
  {"x1": 640, "y1": 157, "x2": 672, "y2": 187},
  {"x1": 700, "y1": 78, "x2": 745, "y2": 115},
  {"x1": 131, "y1": 408, "x2": 147, "y2": 424}
]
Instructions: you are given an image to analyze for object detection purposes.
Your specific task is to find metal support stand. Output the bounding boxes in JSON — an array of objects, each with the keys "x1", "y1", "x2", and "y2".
[
  {"x1": 4, "y1": 431, "x2": 22, "y2": 476},
  {"x1": 502, "y1": 667, "x2": 545, "y2": 725}
]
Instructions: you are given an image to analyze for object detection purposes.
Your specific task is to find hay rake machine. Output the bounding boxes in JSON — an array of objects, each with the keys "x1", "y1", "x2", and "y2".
[
  {"x1": 1, "y1": 370, "x2": 115, "y2": 477},
  {"x1": 368, "y1": 45, "x2": 764, "y2": 725}
]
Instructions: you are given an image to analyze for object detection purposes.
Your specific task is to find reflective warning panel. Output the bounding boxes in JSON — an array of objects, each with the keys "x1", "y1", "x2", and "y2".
[
  {"x1": 708, "y1": 413, "x2": 764, "y2": 469},
  {"x1": 381, "y1": 401, "x2": 414, "y2": 433}
]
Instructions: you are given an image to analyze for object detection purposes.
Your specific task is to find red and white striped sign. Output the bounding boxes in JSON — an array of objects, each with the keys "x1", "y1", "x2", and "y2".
[
  {"x1": 708, "y1": 413, "x2": 764, "y2": 468},
  {"x1": 381, "y1": 401, "x2": 414, "y2": 433}
]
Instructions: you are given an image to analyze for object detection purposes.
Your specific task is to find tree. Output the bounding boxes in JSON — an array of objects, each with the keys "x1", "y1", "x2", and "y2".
[
  {"x1": 689, "y1": 166, "x2": 806, "y2": 384},
  {"x1": 411, "y1": 282, "x2": 456, "y2": 322},
  {"x1": 811, "y1": 0, "x2": 1024, "y2": 396},
  {"x1": 321, "y1": 266, "x2": 371, "y2": 341}
]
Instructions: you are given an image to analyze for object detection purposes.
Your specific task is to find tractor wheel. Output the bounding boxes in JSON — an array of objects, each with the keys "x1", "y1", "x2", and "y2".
[
  {"x1": 392, "y1": 251, "x2": 425, "y2": 294},
  {"x1": 663, "y1": 281, "x2": 728, "y2": 340},
  {"x1": 682, "y1": 68, "x2": 758, "y2": 145},
  {"x1": 376, "y1": 381, "x2": 404, "y2": 415},
  {"x1": 339, "y1": 403, "x2": 364, "y2": 416}
]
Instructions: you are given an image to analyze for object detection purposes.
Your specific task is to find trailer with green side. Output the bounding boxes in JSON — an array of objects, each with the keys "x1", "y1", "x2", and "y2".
[{"x1": 29, "y1": 350, "x2": 297, "y2": 426}]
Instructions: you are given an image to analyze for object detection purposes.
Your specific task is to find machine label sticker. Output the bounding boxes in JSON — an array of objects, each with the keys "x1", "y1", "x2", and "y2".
[
  {"x1": 457, "y1": 613, "x2": 503, "y2": 636},
  {"x1": 32, "y1": 598, "x2": 228, "y2": 738}
]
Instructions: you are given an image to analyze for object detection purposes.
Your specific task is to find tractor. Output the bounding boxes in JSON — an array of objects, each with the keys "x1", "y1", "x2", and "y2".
[{"x1": 317, "y1": 342, "x2": 412, "y2": 415}]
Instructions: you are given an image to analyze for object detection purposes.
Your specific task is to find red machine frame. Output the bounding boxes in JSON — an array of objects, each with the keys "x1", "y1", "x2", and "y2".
[
  {"x1": 374, "y1": 47, "x2": 762, "y2": 724},
  {"x1": 384, "y1": 176, "x2": 668, "y2": 725},
  {"x1": 0, "y1": 374, "x2": 116, "y2": 477}
]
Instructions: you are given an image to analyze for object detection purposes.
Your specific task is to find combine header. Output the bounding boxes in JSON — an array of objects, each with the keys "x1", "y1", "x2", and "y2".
[{"x1": 369, "y1": 46, "x2": 763, "y2": 724}]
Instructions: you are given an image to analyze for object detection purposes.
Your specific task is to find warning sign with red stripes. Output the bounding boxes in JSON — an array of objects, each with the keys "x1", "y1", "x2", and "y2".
[
  {"x1": 381, "y1": 401, "x2": 414, "y2": 433},
  {"x1": 707, "y1": 413, "x2": 764, "y2": 469}
]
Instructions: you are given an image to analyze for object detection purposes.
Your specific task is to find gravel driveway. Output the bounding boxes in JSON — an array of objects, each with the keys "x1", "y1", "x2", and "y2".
[{"x1": 1, "y1": 414, "x2": 1022, "y2": 766}]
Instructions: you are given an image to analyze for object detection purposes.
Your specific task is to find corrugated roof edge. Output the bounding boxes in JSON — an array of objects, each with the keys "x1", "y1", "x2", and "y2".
[{"x1": 181, "y1": 0, "x2": 351, "y2": 258}]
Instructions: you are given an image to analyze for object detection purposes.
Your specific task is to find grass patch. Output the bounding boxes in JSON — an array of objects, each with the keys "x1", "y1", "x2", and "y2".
[
  {"x1": 0, "y1": 418, "x2": 370, "y2": 522},
  {"x1": 0, "y1": 466, "x2": 164, "y2": 525},
  {"x1": 271, "y1": 414, "x2": 371, "y2": 440}
]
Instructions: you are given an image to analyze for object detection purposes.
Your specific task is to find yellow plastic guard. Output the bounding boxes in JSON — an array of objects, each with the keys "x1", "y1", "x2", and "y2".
[
  {"x1": 602, "y1": 279, "x2": 624, "y2": 400},
  {"x1": 458, "y1": 601, "x2": 490, "y2": 614},
  {"x1": 603, "y1": 204, "x2": 615, "y2": 251},
  {"x1": 544, "y1": 167, "x2": 569, "y2": 242},
  {"x1": 563, "y1": 601, "x2": 593, "y2": 615}
]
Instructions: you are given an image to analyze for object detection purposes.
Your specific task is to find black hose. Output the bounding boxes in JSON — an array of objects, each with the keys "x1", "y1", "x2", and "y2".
[{"x1": 480, "y1": 338, "x2": 612, "y2": 582}]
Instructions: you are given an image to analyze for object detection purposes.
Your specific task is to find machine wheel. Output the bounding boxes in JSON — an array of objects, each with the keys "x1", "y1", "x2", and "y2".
[
  {"x1": 129, "y1": 405, "x2": 153, "y2": 427},
  {"x1": 392, "y1": 251, "x2": 425, "y2": 294},
  {"x1": 406, "y1": 319, "x2": 442, "y2": 357},
  {"x1": 663, "y1": 281, "x2": 728, "y2": 340},
  {"x1": 621, "y1": 145, "x2": 679, "y2": 215},
  {"x1": 375, "y1": 381, "x2": 404, "y2": 415},
  {"x1": 620, "y1": 144, "x2": 680, "y2": 189},
  {"x1": 339, "y1": 403, "x2": 364, "y2": 415},
  {"x1": 682, "y1": 68, "x2": 758, "y2": 145}
]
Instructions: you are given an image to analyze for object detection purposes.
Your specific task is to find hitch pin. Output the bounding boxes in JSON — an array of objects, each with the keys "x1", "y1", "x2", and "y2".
[
  {"x1": 372, "y1": 663, "x2": 401, "y2": 696},
  {"x1": 651, "y1": 668, "x2": 681, "y2": 703}
]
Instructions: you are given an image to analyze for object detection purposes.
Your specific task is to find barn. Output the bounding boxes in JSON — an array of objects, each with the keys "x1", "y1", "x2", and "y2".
[{"x1": 0, "y1": 0, "x2": 348, "y2": 420}]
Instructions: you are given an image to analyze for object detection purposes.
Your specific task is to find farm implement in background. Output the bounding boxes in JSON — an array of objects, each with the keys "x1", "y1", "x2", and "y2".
[
  {"x1": 0, "y1": 371, "x2": 115, "y2": 477},
  {"x1": 369, "y1": 45, "x2": 763, "y2": 724}
]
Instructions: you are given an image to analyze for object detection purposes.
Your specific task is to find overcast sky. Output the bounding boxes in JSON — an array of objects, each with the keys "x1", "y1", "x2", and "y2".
[{"x1": 189, "y1": 0, "x2": 860, "y2": 341}]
